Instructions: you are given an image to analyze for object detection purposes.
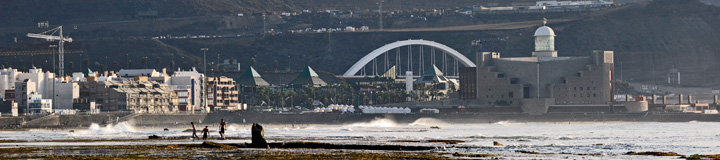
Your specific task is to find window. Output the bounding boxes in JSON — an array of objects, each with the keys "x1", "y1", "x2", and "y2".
[
  {"x1": 508, "y1": 92, "x2": 514, "y2": 98},
  {"x1": 587, "y1": 87, "x2": 590, "y2": 90},
  {"x1": 574, "y1": 87, "x2": 577, "y2": 91},
  {"x1": 179, "y1": 98, "x2": 188, "y2": 103},
  {"x1": 580, "y1": 87, "x2": 583, "y2": 91},
  {"x1": 593, "y1": 94, "x2": 596, "y2": 97},
  {"x1": 593, "y1": 87, "x2": 596, "y2": 90}
]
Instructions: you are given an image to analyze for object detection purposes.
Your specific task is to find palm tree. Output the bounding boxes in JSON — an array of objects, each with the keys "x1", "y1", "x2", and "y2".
[
  {"x1": 141, "y1": 57, "x2": 148, "y2": 68},
  {"x1": 112, "y1": 61, "x2": 119, "y2": 71},
  {"x1": 155, "y1": 56, "x2": 161, "y2": 69},
  {"x1": 273, "y1": 60, "x2": 279, "y2": 71},
  {"x1": 250, "y1": 58, "x2": 256, "y2": 67},
  {"x1": 68, "y1": 61, "x2": 74, "y2": 72},
  {"x1": 83, "y1": 59, "x2": 91, "y2": 70}
]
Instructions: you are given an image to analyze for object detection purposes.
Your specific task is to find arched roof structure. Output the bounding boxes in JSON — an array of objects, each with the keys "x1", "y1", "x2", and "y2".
[{"x1": 343, "y1": 39, "x2": 476, "y2": 76}]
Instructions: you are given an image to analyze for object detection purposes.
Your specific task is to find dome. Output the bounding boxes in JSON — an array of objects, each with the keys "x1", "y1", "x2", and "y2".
[{"x1": 534, "y1": 26, "x2": 556, "y2": 37}]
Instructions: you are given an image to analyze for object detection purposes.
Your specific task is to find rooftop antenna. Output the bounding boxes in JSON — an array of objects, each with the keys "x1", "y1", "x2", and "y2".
[{"x1": 542, "y1": 6, "x2": 547, "y2": 26}]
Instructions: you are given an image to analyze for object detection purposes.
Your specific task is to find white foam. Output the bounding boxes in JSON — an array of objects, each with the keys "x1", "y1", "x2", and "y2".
[
  {"x1": 77, "y1": 122, "x2": 137, "y2": 135},
  {"x1": 343, "y1": 118, "x2": 398, "y2": 128},
  {"x1": 408, "y1": 118, "x2": 450, "y2": 127}
]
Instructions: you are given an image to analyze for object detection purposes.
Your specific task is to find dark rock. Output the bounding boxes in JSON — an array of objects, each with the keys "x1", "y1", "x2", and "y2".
[
  {"x1": 251, "y1": 123, "x2": 269, "y2": 148},
  {"x1": 515, "y1": 150, "x2": 539, "y2": 154},
  {"x1": 163, "y1": 128, "x2": 169, "y2": 131},
  {"x1": 493, "y1": 141, "x2": 503, "y2": 146},
  {"x1": 200, "y1": 141, "x2": 236, "y2": 149},
  {"x1": 430, "y1": 126, "x2": 440, "y2": 129},
  {"x1": 149, "y1": 135, "x2": 160, "y2": 139},
  {"x1": 427, "y1": 139, "x2": 464, "y2": 144},
  {"x1": 625, "y1": 151, "x2": 682, "y2": 156}
]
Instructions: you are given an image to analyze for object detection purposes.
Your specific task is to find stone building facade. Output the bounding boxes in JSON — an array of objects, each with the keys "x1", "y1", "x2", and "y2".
[
  {"x1": 76, "y1": 78, "x2": 178, "y2": 113},
  {"x1": 206, "y1": 76, "x2": 239, "y2": 111},
  {"x1": 460, "y1": 22, "x2": 614, "y2": 113}
]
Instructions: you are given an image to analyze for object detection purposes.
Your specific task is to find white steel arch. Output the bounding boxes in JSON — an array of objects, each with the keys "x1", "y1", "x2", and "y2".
[{"x1": 343, "y1": 39, "x2": 476, "y2": 76}]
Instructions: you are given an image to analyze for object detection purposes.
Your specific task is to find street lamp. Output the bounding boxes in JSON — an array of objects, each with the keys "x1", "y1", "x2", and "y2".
[
  {"x1": 50, "y1": 45, "x2": 58, "y2": 110},
  {"x1": 201, "y1": 48, "x2": 209, "y2": 112}
]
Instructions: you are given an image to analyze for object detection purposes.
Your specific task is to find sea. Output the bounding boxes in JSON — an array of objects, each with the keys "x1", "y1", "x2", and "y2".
[{"x1": 1, "y1": 118, "x2": 718, "y2": 159}]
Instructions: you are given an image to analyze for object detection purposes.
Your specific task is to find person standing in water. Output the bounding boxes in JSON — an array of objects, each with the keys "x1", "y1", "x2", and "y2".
[
  {"x1": 219, "y1": 119, "x2": 226, "y2": 140},
  {"x1": 190, "y1": 122, "x2": 200, "y2": 140},
  {"x1": 201, "y1": 126, "x2": 209, "y2": 140}
]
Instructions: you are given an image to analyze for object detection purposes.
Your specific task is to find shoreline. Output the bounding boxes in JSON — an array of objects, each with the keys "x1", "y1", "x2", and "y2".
[
  {"x1": 3, "y1": 112, "x2": 720, "y2": 129},
  {"x1": 0, "y1": 139, "x2": 713, "y2": 159}
]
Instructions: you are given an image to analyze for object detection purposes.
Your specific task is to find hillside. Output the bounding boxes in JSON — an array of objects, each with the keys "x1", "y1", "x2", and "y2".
[
  {"x1": 0, "y1": 0, "x2": 538, "y2": 28},
  {"x1": 555, "y1": 0, "x2": 720, "y2": 86},
  {"x1": 2, "y1": 0, "x2": 720, "y2": 88}
]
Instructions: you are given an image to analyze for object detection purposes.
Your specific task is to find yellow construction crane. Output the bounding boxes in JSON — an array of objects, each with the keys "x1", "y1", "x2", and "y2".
[{"x1": 26, "y1": 26, "x2": 72, "y2": 76}]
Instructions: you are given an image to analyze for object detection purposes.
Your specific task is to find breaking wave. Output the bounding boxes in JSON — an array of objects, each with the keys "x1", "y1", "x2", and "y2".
[
  {"x1": 344, "y1": 118, "x2": 398, "y2": 127},
  {"x1": 409, "y1": 118, "x2": 450, "y2": 127},
  {"x1": 76, "y1": 122, "x2": 137, "y2": 135}
]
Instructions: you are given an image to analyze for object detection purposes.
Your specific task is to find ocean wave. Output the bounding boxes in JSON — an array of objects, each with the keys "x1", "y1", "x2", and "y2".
[{"x1": 343, "y1": 118, "x2": 398, "y2": 128}]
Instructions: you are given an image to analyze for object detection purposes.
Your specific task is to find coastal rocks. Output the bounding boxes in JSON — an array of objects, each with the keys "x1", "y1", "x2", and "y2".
[
  {"x1": 625, "y1": 151, "x2": 682, "y2": 156},
  {"x1": 493, "y1": 141, "x2": 503, "y2": 146},
  {"x1": 148, "y1": 135, "x2": 160, "y2": 139},
  {"x1": 251, "y1": 123, "x2": 269, "y2": 148},
  {"x1": 427, "y1": 139, "x2": 464, "y2": 144},
  {"x1": 452, "y1": 152, "x2": 499, "y2": 158},
  {"x1": 686, "y1": 154, "x2": 720, "y2": 159},
  {"x1": 515, "y1": 150, "x2": 540, "y2": 154},
  {"x1": 201, "y1": 141, "x2": 236, "y2": 149}
]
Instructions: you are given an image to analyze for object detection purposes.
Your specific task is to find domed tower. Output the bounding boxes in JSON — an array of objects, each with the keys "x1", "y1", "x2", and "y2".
[{"x1": 532, "y1": 19, "x2": 557, "y2": 57}]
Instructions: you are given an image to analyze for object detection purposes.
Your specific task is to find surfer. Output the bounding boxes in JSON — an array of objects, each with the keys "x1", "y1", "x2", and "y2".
[
  {"x1": 190, "y1": 122, "x2": 200, "y2": 140},
  {"x1": 219, "y1": 119, "x2": 226, "y2": 140},
  {"x1": 202, "y1": 126, "x2": 209, "y2": 140}
]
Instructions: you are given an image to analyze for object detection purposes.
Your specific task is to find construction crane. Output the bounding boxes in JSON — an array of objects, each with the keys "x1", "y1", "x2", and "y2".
[{"x1": 27, "y1": 26, "x2": 72, "y2": 76}]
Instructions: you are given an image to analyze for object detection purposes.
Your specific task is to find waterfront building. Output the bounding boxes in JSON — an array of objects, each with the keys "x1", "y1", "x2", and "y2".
[
  {"x1": 76, "y1": 78, "x2": 178, "y2": 113},
  {"x1": 14, "y1": 79, "x2": 37, "y2": 113},
  {"x1": 15, "y1": 67, "x2": 54, "y2": 100},
  {"x1": 167, "y1": 68, "x2": 204, "y2": 111},
  {"x1": 53, "y1": 81, "x2": 79, "y2": 110},
  {"x1": 288, "y1": 66, "x2": 327, "y2": 87},
  {"x1": 206, "y1": 76, "x2": 238, "y2": 111},
  {"x1": 237, "y1": 67, "x2": 270, "y2": 87},
  {"x1": 28, "y1": 93, "x2": 52, "y2": 114},
  {"x1": 460, "y1": 21, "x2": 614, "y2": 114},
  {"x1": 0, "y1": 68, "x2": 19, "y2": 99},
  {"x1": 415, "y1": 64, "x2": 458, "y2": 94}
]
